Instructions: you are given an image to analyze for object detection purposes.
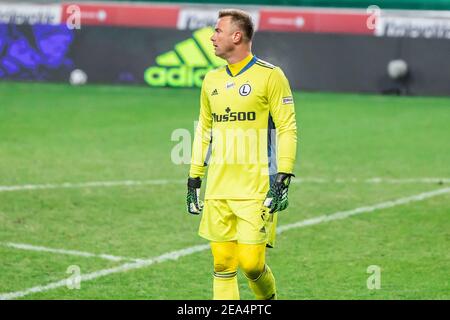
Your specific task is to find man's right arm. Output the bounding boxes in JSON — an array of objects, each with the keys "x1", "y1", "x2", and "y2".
[
  {"x1": 189, "y1": 77, "x2": 212, "y2": 179},
  {"x1": 187, "y1": 77, "x2": 212, "y2": 214}
]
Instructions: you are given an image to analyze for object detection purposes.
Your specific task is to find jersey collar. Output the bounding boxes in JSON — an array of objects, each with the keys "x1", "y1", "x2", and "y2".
[{"x1": 226, "y1": 54, "x2": 257, "y2": 77}]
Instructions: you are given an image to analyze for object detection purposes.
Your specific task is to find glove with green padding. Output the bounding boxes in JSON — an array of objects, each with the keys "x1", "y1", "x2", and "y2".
[
  {"x1": 187, "y1": 177, "x2": 204, "y2": 215},
  {"x1": 263, "y1": 172, "x2": 294, "y2": 213}
]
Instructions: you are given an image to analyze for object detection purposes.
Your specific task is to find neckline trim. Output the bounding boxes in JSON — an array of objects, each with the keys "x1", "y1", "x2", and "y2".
[{"x1": 225, "y1": 56, "x2": 258, "y2": 77}]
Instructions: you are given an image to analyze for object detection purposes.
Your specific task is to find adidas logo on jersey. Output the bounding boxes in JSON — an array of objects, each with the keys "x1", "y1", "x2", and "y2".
[
  {"x1": 144, "y1": 27, "x2": 226, "y2": 88},
  {"x1": 211, "y1": 89, "x2": 218, "y2": 96}
]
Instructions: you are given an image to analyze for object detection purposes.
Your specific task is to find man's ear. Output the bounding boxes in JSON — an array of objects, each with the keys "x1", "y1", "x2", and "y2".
[{"x1": 232, "y1": 31, "x2": 242, "y2": 44}]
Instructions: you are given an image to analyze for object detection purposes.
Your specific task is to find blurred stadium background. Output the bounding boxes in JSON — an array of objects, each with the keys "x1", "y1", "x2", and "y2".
[{"x1": 0, "y1": 0, "x2": 449, "y2": 300}]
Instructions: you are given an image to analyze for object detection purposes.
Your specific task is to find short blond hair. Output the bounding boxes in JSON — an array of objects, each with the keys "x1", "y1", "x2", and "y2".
[{"x1": 218, "y1": 9, "x2": 254, "y2": 42}]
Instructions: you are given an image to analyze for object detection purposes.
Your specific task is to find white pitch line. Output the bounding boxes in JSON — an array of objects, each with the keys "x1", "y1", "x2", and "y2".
[
  {"x1": 361, "y1": 177, "x2": 450, "y2": 184},
  {"x1": 2, "y1": 242, "x2": 142, "y2": 263},
  {"x1": 0, "y1": 244, "x2": 210, "y2": 300},
  {"x1": 291, "y1": 177, "x2": 450, "y2": 184},
  {"x1": 1, "y1": 186, "x2": 449, "y2": 300},
  {"x1": 0, "y1": 177, "x2": 449, "y2": 192},
  {"x1": 0, "y1": 180, "x2": 184, "y2": 192},
  {"x1": 277, "y1": 187, "x2": 450, "y2": 233}
]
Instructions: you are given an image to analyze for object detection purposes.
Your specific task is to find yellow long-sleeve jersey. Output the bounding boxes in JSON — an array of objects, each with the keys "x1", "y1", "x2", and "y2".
[{"x1": 189, "y1": 54, "x2": 297, "y2": 200}]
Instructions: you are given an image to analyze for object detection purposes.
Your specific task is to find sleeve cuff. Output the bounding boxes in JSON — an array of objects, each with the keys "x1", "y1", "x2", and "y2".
[
  {"x1": 277, "y1": 158, "x2": 295, "y2": 175},
  {"x1": 189, "y1": 164, "x2": 206, "y2": 179}
]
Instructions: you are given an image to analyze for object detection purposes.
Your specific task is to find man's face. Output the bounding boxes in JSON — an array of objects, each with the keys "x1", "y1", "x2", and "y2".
[{"x1": 210, "y1": 16, "x2": 238, "y2": 59}]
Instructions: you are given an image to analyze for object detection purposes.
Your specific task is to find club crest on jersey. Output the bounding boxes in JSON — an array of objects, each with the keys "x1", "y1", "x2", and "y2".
[{"x1": 239, "y1": 84, "x2": 251, "y2": 96}]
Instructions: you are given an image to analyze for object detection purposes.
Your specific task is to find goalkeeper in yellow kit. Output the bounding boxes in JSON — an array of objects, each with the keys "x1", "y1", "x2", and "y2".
[{"x1": 186, "y1": 9, "x2": 297, "y2": 300}]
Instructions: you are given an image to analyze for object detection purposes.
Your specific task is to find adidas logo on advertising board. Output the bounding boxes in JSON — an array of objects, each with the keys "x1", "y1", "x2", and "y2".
[{"x1": 144, "y1": 27, "x2": 226, "y2": 88}]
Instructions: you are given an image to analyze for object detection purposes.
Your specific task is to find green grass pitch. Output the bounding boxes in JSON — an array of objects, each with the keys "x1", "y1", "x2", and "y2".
[{"x1": 0, "y1": 82, "x2": 449, "y2": 299}]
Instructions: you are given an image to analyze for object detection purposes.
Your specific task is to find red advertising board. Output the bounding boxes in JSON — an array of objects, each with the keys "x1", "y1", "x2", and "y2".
[
  {"x1": 259, "y1": 9, "x2": 375, "y2": 35},
  {"x1": 13, "y1": 2, "x2": 449, "y2": 39},
  {"x1": 61, "y1": 3, "x2": 179, "y2": 28}
]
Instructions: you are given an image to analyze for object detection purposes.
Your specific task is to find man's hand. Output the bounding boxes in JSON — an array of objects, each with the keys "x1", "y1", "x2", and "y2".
[
  {"x1": 187, "y1": 177, "x2": 204, "y2": 215},
  {"x1": 263, "y1": 173, "x2": 294, "y2": 213}
]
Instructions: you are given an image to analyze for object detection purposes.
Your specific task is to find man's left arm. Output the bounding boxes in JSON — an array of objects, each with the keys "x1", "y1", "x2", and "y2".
[{"x1": 265, "y1": 67, "x2": 298, "y2": 213}]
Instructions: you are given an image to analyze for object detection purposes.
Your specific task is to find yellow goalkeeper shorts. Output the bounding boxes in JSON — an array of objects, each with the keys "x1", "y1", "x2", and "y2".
[{"x1": 198, "y1": 199, "x2": 278, "y2": 248}]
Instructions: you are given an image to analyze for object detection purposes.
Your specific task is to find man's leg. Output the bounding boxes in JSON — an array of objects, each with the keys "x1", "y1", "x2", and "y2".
[
  {"x1": 238, "y1": 243, "x2": 277, "y2": 300},
  {"x1": 210, "y1": 241, "x2": 240, "y2": 300}
]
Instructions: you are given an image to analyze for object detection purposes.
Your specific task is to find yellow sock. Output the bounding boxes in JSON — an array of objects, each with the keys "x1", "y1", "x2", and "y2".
[
  {"x1": 211, "y1": 241, "x2": 240, "y2": 300},
  {"x1": 247, "y1": 264, "x2": 277, "y2": 300},
  {"x1": 238, "y1": 243, "x2": 277, "y2": 300},
  {"x1": 213, "y1": 271, "x2": 240, "y2": 300}
]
